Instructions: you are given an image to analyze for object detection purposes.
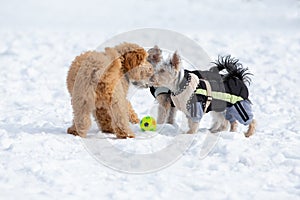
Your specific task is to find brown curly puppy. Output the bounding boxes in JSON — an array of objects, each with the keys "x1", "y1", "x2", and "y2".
[{"x1": 66, "y1": 43, "x2": 153, "y2": 138}]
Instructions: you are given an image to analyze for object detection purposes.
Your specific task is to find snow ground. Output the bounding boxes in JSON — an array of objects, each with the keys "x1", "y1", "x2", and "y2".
[{"x1": 1, "y1": 0, "x2": 300, "y2": 200}]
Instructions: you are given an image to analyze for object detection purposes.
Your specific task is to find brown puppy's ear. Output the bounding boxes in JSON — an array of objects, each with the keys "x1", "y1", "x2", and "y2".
[
  {"x1": 104, "y1": 47, "x2": 119, "y2": 60},
  {"x1": 122, "y1": 48, "x2": 147, "y2": 71},
  {"x1": 147, "y1": 45, "x2": 162, "y2": 65},
  {"x1": 171, "y1": 51, "x2": 181, "y2": 71}
]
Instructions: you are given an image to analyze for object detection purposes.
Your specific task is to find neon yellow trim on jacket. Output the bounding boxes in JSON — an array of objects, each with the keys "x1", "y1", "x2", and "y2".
[{"x1": 195, "y1": 89, "x2": 244, "y2": 104}]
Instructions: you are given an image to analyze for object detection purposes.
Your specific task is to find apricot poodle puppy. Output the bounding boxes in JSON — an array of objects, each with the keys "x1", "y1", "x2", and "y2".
[{"x1": 66, "y1": 42, "x2": 153, "y2": 138}]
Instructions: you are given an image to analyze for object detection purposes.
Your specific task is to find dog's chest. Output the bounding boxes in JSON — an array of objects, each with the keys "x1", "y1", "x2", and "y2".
[{"x1": 171, "y1": 73, "x2": 199, "y2": 116}]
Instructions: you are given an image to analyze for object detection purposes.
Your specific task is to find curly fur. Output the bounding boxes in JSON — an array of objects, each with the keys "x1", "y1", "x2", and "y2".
[{"x1": 66, "y1": 42, "x2": 153, "y2": 138}]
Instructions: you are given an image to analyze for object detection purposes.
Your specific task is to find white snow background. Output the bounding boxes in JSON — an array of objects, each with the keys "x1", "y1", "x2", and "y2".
[{"x1": 0, "y1": 0, "x2": 300, "y2": 199}]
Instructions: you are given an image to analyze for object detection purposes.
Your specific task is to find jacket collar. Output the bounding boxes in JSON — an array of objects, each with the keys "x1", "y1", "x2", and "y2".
[{"x1": 172, "y1": 69, "x2": 192, "y2": 96}]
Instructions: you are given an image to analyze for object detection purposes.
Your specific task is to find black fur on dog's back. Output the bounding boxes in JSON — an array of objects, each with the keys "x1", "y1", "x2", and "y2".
[{"x1": 212, "y1": 55, "x2": 252, "y2": 85}]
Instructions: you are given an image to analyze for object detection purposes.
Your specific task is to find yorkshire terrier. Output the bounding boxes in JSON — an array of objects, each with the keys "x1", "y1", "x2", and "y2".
[{"x1": 148, "y1": 46, "x2": 256, "y2": 137}]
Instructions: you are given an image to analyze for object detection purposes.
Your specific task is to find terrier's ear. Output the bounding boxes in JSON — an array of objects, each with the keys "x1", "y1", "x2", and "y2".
[
  {"x1": 171, "y1": 51, "x2": 181, "y2": 71},
  {"x1": 147, "y1": 45, "x2": 162, "y2": 65}
]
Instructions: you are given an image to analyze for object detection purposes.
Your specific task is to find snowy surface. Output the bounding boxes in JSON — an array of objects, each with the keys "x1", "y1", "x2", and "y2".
[{"x1": 1, "y1": 0, "x2": 300, "y2": 199}]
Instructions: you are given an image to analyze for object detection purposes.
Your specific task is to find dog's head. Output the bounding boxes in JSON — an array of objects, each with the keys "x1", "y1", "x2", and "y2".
[
  {"x1": 149, "y1": 51, "x2": 182, "y2": 88},
  {"x1": 114, "y1": 42, "x2": 154, "y2": 88}
]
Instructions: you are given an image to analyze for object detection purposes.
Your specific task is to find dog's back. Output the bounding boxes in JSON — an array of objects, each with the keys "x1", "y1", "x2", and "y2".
[{"x1": 186, "y1": 55, "x2": 252, "y2": 112}]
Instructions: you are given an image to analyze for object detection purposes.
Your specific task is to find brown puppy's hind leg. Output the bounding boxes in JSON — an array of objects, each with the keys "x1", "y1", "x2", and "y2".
[
  {"x1": 94, "y1": 107, "x2": 114, "y2": 133},
  {"x1": 67, "y1": 122, "x2": 79, "y2": 136}
]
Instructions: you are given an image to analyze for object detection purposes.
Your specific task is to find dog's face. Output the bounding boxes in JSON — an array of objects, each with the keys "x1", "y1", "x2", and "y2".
[
  {"x1": 149, "y1": 51, "x2": 181, "y2": 88},
  {"x1": 126, "y1": 61, "x2": 154, "y2": 88},
  {"x1": 116, "y1": 43, "x2": 154, "y2": 88}
]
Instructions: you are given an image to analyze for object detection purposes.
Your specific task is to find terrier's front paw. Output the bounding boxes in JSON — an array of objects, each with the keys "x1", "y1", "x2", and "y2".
[
  {"x1": 186, "y1": 130, "x2": 196, "y2": 134},
  {"x1": 210, "y1": 120, "x2": 229, "y2": 133},
  {"x1": 230, "y1": 121, "x2": 238, "y2": 132}
]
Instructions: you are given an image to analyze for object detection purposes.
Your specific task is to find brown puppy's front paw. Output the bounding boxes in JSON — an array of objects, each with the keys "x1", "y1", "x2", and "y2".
[
  {"x1": 116, "y1": 134, "x2": 128, "y2": 139},
  {"x1": 101, "y1": 126, "x2": 114, "y2": 134},
  {"x1": 129, "y1": 113, "x2": 140, "y2": 124},
  {"x1": 116, "y1": 133, "x2": 135, "y2": 139},
  {"x1": 130, "y1": 116, "x2": 140, "y2": 124},
  {"x1": 115, "y1": 129, "x2": 135, "y2": 139},
  {"x1": 127, "y1": 132, "x2": 135, "y2": 138}
]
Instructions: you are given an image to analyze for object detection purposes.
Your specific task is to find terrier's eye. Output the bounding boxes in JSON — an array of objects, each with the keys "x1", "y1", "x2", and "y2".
[{"x1": 159, "y1": 69, "x2": 165, "y2": 73}]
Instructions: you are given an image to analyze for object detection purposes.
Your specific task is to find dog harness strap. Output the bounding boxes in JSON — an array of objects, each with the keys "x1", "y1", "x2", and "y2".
[
  {"x1": 154, "y1": 87, "x2": 171, "y2": 97},
  {"x1": 195, "y1": 89, "x2": 244, "y2": 104},
  {"x1": 199, "y1": 79, "x2": 212, "y2": 113}
]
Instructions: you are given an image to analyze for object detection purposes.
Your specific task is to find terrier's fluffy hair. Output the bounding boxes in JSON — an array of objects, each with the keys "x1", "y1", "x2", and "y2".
[
  {"x1": 67, "y1": 42, "x2": 153, "y2": 138},
  {"x1": 147, "y1": 46, "x2": 177, "y2": 124},
  {"x1": 148, "y1": 46, "x2": 256, "y2": 137}
]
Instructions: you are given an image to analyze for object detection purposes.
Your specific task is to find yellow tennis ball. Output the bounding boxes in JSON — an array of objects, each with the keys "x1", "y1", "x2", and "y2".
[{"x1": 140, "y1": 116, "x2": 157, "y2": 131}]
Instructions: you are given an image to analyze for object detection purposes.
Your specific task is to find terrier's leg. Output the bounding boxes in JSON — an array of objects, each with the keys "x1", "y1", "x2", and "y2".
[
  {"x1": 210, "y1": 111, "x2": 228, "y2": 133},
  {"x1": 167, "y1": 107, "x2": 177, "y2": 124},
  {"x1": 187, "y1": 118, "x2": 199, "y2": 134},
  {"x1": 230, "y1": 121, "x2": 238, "y2": 132},
  {"x1": 227, "y1": 100, "x2": 255, "y2": 137},
  {"x1": 219, "y1": 119, "x2": 230, "y2": 132},
  {"x1": 156, "y1": 94, "x2": 171, "y2": 124},
  {"x1": 245, "y1": 119, "x2": 256, "y2": 137}
]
